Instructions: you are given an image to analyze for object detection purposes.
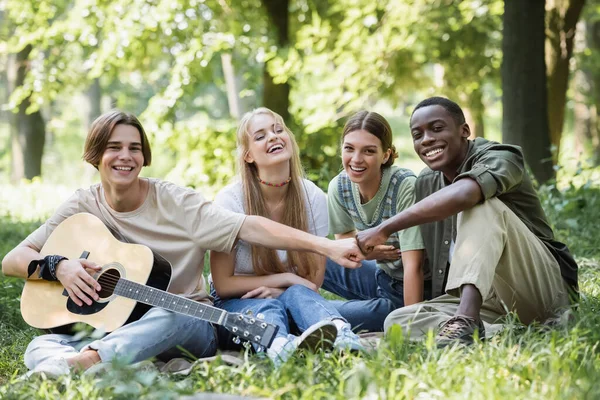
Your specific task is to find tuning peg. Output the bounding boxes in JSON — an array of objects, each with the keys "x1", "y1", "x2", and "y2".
[
  {"x1": 245, "y1": 310, "x2": 254, "y2": 316},
  {"x1": 232, "y1": 336, "x2": 241, "y2": 345},
  {"x1": 256, "y1": 313, "x2": 265, "y2": 320}
]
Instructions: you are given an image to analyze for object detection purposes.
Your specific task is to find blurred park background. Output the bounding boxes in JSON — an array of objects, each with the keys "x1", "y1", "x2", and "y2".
[
  {"x1": 1, "y1": 0, "x2": 600, "y2": 213},
  {"x1": 3, "y1": 2, "x2": 600, "y2": 397}
]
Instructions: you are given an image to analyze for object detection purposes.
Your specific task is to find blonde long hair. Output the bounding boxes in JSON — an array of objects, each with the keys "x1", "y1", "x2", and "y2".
[{"x1": 237, "y1": 107, "x2": 318, "y2": 280}]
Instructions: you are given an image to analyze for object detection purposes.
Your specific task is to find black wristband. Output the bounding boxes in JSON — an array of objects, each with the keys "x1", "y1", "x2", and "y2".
[
  {"x1": 46, "y1": 255, "x2": 67, "y2": 281},
  {"x1": 26, "y1": 255, "x2": 68, "y2": 281}
]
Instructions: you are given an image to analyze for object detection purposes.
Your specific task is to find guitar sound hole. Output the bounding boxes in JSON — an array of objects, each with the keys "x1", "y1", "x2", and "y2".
[{"x1": 97, "y1": 268, "x2": 121, "y2": 299}]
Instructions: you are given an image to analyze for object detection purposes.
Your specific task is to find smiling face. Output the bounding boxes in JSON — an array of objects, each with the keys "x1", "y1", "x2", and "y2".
[
  {"x1": 243, "y1": 112, "x2": 292, "y2": 169},
  {"x1": 410, "y1": 105, "x2": 470, "y2": 180},
  {"x1": 98, "y1": 124, "x2": 144, "y2": 189},
  {"x1": 342, "y1": 129, "x2": 391, "y2": 185}
]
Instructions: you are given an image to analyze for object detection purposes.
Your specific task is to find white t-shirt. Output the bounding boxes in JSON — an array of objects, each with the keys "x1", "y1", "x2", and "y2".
[
  {"x1": 25, "y1": 178, "x2": 246, "y2": 302},
  {"x1": 213, "y1": 179, "x2": 328, "y2": 276}
]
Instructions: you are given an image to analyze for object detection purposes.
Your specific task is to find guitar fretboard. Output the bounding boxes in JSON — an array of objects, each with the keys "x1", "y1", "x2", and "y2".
[{"x1": 114, "y1": 278, "x2": 225, "y2": 324}]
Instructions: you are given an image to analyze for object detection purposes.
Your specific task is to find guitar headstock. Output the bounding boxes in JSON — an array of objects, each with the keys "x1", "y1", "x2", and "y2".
[{"x1": 222, "y1": 311, "x2": 279, "y2": 348}]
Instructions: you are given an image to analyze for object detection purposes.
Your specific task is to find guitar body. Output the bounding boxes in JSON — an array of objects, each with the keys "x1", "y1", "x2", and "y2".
[
  {"x1": 20, "y1": 213, "x2": 279, "y2": 348},
  {"x1": 21, "y1": 213, "x2": 171, "y2": 334}
]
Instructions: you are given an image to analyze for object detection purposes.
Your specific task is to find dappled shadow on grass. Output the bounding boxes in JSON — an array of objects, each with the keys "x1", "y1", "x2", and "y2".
[
  {"x1": 540, "y1": 182, "x2": 600, "y2": 260},
  {"x1": 0, "y1": 215, "x2": 42, "y2": 259},
  {"x1": 4, "y1": 298, "x2": 600, "y2": 400}
]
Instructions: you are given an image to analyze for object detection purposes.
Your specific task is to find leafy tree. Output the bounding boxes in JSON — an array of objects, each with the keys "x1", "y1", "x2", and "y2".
[
  {"x1": 1, "y1": 0, "x2": 58, "y2": 180},
  {"x1": 409, "y1": 0, "x2": 503, "y2": 138}
]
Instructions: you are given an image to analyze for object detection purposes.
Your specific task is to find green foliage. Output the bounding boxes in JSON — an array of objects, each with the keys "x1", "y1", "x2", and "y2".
[
  {"x1": 0, "y1": 0, "x2": 507, "y2": 190},
  {"x1": 539, "y1": 162, "x2": 600, "y2": 258},
  {"x1": 0, "y1": 215, "x2": 43, "y2": 385},
  {"x1": 2, "y1": 308, "x2": 600, "y2": 398}
]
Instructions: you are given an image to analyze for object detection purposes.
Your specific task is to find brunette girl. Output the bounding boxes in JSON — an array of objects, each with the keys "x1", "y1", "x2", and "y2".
[{"x1": 323, "y1": 111, "x2": 430, "y2": 328}]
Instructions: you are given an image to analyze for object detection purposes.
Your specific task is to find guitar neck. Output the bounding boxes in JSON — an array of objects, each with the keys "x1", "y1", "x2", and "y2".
[{"x1": 114, "y1": 278, "x2": 226, "y2": 325}]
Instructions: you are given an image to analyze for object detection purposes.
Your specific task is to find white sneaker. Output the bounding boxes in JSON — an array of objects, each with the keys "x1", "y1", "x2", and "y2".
[
  {"x1": 333, "y1": 323, "x2": 365, "y2": 352},
  {"x1": 26, "y1": 357, "x2": 70, "y2": 379},
  {"x1": 266, "y1": 320, "x2": 338, "y2": 367},
  {"x1": 295, "y1": 320, "x2": 338, "y2": 352},
  {"x1": 266, "y1": 338, "x2": 297, "y2": 368}
]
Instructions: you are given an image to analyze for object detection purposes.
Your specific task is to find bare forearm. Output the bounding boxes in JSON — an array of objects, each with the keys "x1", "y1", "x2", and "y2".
[
  {"x1": 213, "y1": 273, "x2": 294, "y2": 299},
  {"x1": 239, "y1": 216, "x2": 329, "y2": 256},
  {"x1": 334, "y1": 231, "x2": 356, "y2": 240},
  {"x1": 380, "y1": 178, "x2": 483, "y2": 237},
  {"x1": 401, "y1": 250, "x2": 424, "y2": 306},
  {"x1": 403, "y1": 268, "x2": 424, "y2": 306},
  {"x1": 312, "y1": 256, "x2": 326, "y2": 288},
  {"x1": 1, "y1": 244, "x2": 41, "y2": 279}
]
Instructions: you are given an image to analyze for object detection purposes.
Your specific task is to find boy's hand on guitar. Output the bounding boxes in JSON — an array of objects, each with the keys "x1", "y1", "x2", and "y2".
[
  {"x1": 55, "y1": 259, "x2": 102, "y2": 306},
  {"x1": 365, "y1": 245, "x2": 401, "y2": 261}
]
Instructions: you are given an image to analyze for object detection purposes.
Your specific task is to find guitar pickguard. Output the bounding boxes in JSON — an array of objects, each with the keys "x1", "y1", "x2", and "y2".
[{"x1": 66, "y1": 297, "x2": 109, "y2": 315}]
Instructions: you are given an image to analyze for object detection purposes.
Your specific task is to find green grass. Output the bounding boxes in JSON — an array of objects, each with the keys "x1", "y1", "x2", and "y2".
[{"x1": 1, "y1": 174, "x2": 600, "y2": 399}]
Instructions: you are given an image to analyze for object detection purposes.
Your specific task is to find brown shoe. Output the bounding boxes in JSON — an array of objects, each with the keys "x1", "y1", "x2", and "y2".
[{"x1": 436, "y1": 315, "x2": 485, "y2": 348}]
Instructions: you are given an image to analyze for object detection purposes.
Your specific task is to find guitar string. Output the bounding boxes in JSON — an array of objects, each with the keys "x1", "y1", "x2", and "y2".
[
  {"x1": 84, "y1": 275, "x2": 265, "y2": 338},
  {"x1": 89, "y1": 275, "x2": 223, "y2": 313},
  {"x1": 91, "y1": 275, "x2": 205, "y2": 307},
  {"x1": 89, "y1": 279, "x2": 229, "y2": 325}
]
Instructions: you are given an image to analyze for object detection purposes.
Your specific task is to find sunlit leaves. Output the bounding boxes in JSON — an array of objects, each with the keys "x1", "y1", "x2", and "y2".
[{"x1": 2, "y1": 0, "x2": 507, "y2": 188}]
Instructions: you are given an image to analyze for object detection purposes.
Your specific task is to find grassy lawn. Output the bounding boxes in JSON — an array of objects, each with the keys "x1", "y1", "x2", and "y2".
[{"x1": 1, "y1": 175, "x2": 599, "y2": 399}]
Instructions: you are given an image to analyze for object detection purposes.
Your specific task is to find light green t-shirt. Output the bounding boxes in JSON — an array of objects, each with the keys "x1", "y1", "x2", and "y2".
[{"x1": 327, "y1": 166, "x2": 425, "y2": 254}]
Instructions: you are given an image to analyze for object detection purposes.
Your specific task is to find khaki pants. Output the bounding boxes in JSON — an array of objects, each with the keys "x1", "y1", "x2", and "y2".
[{"x1": 384, "y1": 198, "x2": 571, "y2": 338}]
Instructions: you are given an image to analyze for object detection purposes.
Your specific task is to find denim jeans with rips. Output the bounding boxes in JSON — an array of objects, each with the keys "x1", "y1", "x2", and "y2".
[
  {"x1": 213, "y1": 283, "x2": 345, "y2": 349},
  {"x1": 24, "y1": 307, "x2": 218, "y2": 370}
]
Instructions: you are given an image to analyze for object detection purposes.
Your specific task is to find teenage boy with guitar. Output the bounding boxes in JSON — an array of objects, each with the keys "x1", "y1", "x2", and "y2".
[{"x1": 1, "y1": 110, "x2": 363, "y2": 376}]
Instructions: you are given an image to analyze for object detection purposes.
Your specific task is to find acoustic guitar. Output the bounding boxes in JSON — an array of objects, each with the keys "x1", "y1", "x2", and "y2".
[{"x1": 20, "y1": 213, "x2": 278, "y2": 348}]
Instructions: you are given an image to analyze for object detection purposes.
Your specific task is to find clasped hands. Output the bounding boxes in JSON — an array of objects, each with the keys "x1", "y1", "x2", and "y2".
[
  {"x1": 355, "y1": 226, "x2": 393, "y2": 261},
  {"x1": 328, "y1": 227, "x2": 395, "y2": 270}
]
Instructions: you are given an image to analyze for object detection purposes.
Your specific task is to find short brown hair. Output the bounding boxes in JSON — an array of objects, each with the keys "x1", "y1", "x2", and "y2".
[
  {"x1": 83, "y1": 110, "x2": 152, "y2": 169},
  {"x1": 342, "y1": 110, "x2": 398, "y2": 168}
]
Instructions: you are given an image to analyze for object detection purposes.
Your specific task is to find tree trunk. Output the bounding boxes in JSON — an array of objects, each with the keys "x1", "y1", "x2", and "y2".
[
  {"x1": 502, "y1": 0, "x2": 554, "y2": 184},
  {"x1": 261, "y1": 0, "x2": 290, "y2": 123},
  {"x1": 221, "y1": 53, "x2": 241, "y2": 119},
  {"x1": 85, "y1": 78, "x2": 102, "y2": 128},
  {"x1": 465, "y1": 89, "x2": 486, "y2": 138},
  {"x1": 586, "y1": 16, "x2": 600, "y2": 165},
  {"x1": 7, "y1": 45, "x2": 46, "y2": 181},
  {"x1": 545, "y1": 0, "x2": 586, "y2": 160},
  {"x1": 572, "y1": 69, "x2": 592, "y2": 158}
]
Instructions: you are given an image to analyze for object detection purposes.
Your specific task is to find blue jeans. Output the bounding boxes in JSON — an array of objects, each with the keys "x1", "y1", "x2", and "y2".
[
  {"x1": 322, "y1": 258, "x2": 418, "y2": 332},
  {"x1": 24, "y1": 307, "x2": 218, "y2": 370},
  {"x1": 212, "y1": 284, "x2": 344, "y2": 349}
]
